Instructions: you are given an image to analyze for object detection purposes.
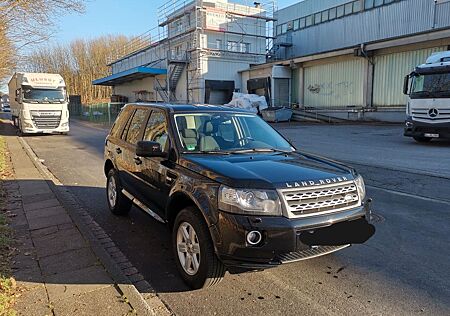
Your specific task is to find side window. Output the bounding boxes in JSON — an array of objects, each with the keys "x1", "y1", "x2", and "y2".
[
  {"x1": 144, "y1": 110, "x2": 169, "y2": 151},
  {"x1": 110, "y1": 107, "x2": 132, "y2": 138},
  {"x1": 125, "y1": 109, "x2": 148, "y2": 144}
]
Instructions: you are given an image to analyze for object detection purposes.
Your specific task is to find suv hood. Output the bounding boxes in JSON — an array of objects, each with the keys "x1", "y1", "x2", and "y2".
[{"x1": 180, "y1": 151, "x2": 355, "y2": 189}]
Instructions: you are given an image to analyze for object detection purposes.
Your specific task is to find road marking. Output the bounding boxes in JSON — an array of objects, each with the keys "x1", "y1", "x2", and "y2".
[{"x1": 367, "y1": 184, "x2": 450, "y2": 205}]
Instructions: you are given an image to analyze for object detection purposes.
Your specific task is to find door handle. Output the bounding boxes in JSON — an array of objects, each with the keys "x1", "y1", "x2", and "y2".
[
  {"x1": 134, "y1": 157, "x2": 142, "y2": 165},
  {"x1": 116, "y1": 148, "x2": 122, "y2": 154}
]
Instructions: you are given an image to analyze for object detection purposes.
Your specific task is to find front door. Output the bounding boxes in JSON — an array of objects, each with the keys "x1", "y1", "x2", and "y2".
[
  {"x1": 137, "y1": 109, "x2": 174, "y2": 213},
  {"x1": 118, "y1": 107, "x2": 150, "y2": 198}
]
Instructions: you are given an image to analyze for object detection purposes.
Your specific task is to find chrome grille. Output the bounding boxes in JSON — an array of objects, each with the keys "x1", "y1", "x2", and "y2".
[
  {"x1": 279, "y1": 181, "x2": 361, "y2": 218},
  {"x1": 412, "y1": 108, "x2": 450, "y2": 122},
  {"x1": 31, "y1": 111, "x2": 61, "y2": 129}
]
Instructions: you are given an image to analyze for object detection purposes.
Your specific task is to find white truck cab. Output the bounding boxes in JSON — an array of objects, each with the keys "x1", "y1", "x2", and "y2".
[
  {"x1": 403, "y1": 51, "x2": 450, "y2": 143},
  {"x1": 8, "y1": 72, "x2": 70, "y2": 135}
]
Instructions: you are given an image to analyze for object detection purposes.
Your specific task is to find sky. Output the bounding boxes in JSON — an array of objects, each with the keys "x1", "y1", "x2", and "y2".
[{"x1": 51, "y1": 0, "x2": 301, "y2": 45}]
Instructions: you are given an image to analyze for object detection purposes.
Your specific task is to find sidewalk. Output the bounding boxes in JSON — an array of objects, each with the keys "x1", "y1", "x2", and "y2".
[{"x1": 0, "y1": 118, "x2": 167, "y2": 315}]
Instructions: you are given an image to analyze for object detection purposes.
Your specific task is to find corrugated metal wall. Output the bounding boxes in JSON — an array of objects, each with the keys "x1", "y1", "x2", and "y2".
[
  {"x1": 373, "y1": 46, "x2": 447, "y2": 107},
  {"x1": 304, "y1": 58, "x2": 364, "y2": 108},
  {"x1": 280, "y1": 0, "x2": 446, "y2": 58}
]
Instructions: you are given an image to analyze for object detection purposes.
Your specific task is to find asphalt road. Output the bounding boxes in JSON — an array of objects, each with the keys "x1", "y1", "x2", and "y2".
[{"x1": 7, "y1": 117, "x2": 450, "y2": 315}]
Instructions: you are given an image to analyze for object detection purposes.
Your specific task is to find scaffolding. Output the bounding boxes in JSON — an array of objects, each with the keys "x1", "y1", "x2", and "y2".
[{"x1": 108, "y1": 0, "x2": 277, "y2": 103}]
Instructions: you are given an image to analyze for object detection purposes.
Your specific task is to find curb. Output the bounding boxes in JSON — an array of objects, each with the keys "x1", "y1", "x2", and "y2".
[{"x1": 17, "y1": 136, "x2": 172, "y2": 316}]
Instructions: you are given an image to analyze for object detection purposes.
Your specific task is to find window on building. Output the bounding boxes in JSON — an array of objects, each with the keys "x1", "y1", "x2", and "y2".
[
  {"x1": 314, "y1": 12, "x2": 322, "y2": 24},
  {"x1": 293, "y1": 19, "x2": 299, "y2": 30},
  {"x1": 353, "y1": 0, "x2": 362, "y2": 12},
  {"x1": 329, "y1": 7, "x2": 337, "y2": 20},
  {"x1": 240, "y1": 42, "x2": 250, "y2": 53},
  {"x1": 374, "y1": 0, "x2": 384, "y2": 6},
  {"x1": 344, "y1": 3, "x2": 353, "y2": 15},
  {"x1": 299, "y1": 17, "x2": 306, "y2": 28},
  {"x1": 385, "y1": 0, "x2": 395, "y2": 3},
  {"x1": 281, "y1": 23, "x2": 288, "y2": 33},
  {"x1": 287, "y1": 21, "x2": 293, "y2": 30},
  {"x1": 305, "y1": 15, "x2": 313, "y2": 27},
  {"x1": 321, "y1": 10, "x2": 329, "y2": 22},
  {"x1": 227, "y1": 41, "x2": 239, "y2": 51},
  {"x1": 216, "y1": 39, "x2": 222, "y2": 50},
  {"x1": 364, "y1": 0, "x2": 374, "y2": 9},
  {"x1": 337, "y1": 5, "x2": 345, "y2": 18},
  {"x1": 276, "y1": 25, "x2": 282, "y2": 35}
]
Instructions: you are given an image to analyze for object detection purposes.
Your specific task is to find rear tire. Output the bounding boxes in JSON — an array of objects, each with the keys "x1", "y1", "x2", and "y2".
[
  {"x1": 172, "y1": 207, "x2": 225, "y2": 289},
  {"x1": 413, "y1": 136, "x2": 432, "y2": 143},
  {"x1": 106, "y1": 169, "x2": 132, "y2": 215}
]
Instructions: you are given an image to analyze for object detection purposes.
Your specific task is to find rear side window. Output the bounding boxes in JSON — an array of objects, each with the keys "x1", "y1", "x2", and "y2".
[
  {"x1": 124, "y1": 109, "x2": 148, "y2": 144},
  {"x1": 110, "y1": 107, "x2": 132, "y2": 139}
]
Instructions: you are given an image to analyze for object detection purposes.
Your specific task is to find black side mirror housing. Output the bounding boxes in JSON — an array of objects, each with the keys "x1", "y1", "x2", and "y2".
[
  {"x1": 403, "y1": 75, "x2": 410, "y2": 95},
  {"x1": 136, "y1": 141, "x2": 167, "y2": 158}
]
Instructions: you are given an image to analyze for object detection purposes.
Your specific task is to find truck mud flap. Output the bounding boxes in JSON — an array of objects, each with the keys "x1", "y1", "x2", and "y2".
[{"x1": 299, "y1": 218, "x2": 375, "y2": 246}]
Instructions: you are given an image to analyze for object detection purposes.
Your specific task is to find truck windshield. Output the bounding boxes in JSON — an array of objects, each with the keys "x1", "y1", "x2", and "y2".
[
  {"x1": 411, "y1": 73, "x2": 450, "y2": 98},
  {"x1": 23, "y1": 87, "x2": 66, "y2": 103},
  {"x1": 174, "y1": 112, "x2": 294, "y2": 153}
]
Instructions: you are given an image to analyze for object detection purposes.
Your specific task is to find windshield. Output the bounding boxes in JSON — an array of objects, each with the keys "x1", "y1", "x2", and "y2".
[
  {"x1": 411, "y1": 73, "x2": 450, "y2": 98},
  {"x1": 23, "y1": 86, "x2": 66, "y2": 103},
  {"x1": 174, "y1": 112, "x2": 294, "y2": 153}
]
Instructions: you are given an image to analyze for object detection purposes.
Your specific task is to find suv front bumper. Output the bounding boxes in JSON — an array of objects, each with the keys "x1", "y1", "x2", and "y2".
[{"x1": 213, "y1": 201, "x2": 375, "y2": 269}]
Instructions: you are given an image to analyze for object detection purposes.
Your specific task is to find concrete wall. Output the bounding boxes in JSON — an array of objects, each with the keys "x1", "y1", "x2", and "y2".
[{"x1": 113, "y1": 77, "x2": 156, "y2": 103}]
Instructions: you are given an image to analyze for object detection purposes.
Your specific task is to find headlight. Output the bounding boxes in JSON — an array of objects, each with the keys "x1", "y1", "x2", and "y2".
[
  {"x1": 354, "y1": 175, "x2": 366, "y2": 200},
  {"x1": 218, "y1": 185, "x2": 282, "y2": 216}
]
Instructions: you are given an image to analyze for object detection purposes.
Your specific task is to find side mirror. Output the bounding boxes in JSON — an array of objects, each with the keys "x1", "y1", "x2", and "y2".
[
  {"x1": 136, "y1": 141, "x2": 167, "y2": 158},
  {"x1": 403, "y1": 75, "x2": 410, "y2": 95}
]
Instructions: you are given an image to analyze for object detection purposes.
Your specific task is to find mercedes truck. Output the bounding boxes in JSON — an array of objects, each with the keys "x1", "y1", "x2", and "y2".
[
  {"x1": 403, "y1": 51, "x2": 450, "y2": 142},
  {"x1": 8, "y1": 72, "x2": 70, "y2": 135}
]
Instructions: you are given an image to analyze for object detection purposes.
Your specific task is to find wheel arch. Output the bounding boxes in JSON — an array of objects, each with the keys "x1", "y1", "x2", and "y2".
[
  {"x1": 166, "y1": 190, "x2": 222, "y2": 257},
  {"x1": 104, "y1": 159, "x2": 115, "y2": 177}
]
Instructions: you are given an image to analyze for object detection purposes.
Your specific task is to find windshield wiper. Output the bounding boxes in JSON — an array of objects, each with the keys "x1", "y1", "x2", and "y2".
[
  {"x1": 411, "y1": 91, "x2": 432, "y2": 97},
  {"x1": 231, "y1": 148, "x2": 292, "y2": 154}
]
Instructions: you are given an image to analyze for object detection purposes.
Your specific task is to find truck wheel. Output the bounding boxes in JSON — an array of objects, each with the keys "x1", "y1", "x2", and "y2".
[
  {"x1": 413, "y1": 136, "x2": 431, "y2": 143},
  {"x1": 106, "y1": 169, "x2": 132, "y2": 215},
  {"x1": 173, "y1": 207, "x2": 225, "y2": 289}
]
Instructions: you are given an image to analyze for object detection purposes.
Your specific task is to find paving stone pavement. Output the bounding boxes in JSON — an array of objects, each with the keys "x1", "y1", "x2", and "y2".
[{"x1": 2, "y1": 133, "x2": 142, "y2": 315}]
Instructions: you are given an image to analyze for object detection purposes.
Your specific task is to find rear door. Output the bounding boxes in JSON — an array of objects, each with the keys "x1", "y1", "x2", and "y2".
[{"x1": 116, "y1": 107, "x2": 150, "y2": 197}]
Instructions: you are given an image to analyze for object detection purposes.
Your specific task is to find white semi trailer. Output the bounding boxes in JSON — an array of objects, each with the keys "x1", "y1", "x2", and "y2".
[
  {"x1": 8, "y1": 72, "x2": 70, "y2": 135},
  {"x1": 403, "y1": 51, "x2": 450, "y2": 142}
]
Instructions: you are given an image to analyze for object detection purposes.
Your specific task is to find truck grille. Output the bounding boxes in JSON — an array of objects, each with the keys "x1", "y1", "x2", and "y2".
[
  {"x1": 412, "y1": 108, "x2": 450, "y2": 122},
  {"x1": 279, "y1": 180, "x2": 361, "y2": 218},
  {"x1": 31, "y1": 111, "x2": 61, "y2": 129}
]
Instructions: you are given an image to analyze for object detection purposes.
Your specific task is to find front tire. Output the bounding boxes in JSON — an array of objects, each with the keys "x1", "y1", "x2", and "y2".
[
  {"x1": 413, "y1": 136, "x2": 432, "y2": 143},
  {"x1": 106, "y1": 169, "x2": 132, "y2": 215},
  {"x1": 173, "y1": 207, "x2": 225, "y2": 289}
]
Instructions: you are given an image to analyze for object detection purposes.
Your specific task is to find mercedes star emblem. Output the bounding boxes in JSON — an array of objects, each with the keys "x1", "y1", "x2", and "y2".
[{"x1": 428, "y1": 108, "x2": 439, "y2": 118}]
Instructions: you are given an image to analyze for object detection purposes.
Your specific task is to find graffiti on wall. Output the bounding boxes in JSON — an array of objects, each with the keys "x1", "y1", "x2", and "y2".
[{"x1": 307, "y1": 81, "x2": 355, "y2": 101}]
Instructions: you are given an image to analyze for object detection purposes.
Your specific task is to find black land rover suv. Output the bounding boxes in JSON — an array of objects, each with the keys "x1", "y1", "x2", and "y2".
[{"x1": 104, "y1": 103, "x2": 375, "y2": 289}]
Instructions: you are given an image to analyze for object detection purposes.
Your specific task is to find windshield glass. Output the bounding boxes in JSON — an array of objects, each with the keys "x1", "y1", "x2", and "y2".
[
  {"x1": 174, "y1": 112, "x2": 294, "y2": 153},
  {"x1": 23, "y1": 86, "x2": 66, "y2": 103},
  {"x1": 411, "y1": 73, "x2": 450, "y2": 97}
]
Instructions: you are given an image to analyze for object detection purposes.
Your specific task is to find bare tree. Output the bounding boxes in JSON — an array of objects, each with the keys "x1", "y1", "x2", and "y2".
[
  {"x1": 26, "y1": 35, "x2": 130, "y2": 104},
  {"x1": 0, "y1": 0, "x2": 85, "y2": 83}
]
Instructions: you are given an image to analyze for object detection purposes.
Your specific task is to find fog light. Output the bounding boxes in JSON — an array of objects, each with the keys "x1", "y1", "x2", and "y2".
[
  {"x1": 246, "y1": 231, "x2": 262, "y2": 245},
  {"x1": 405, "y1": 121, "x2": 413, "y2": 127}
]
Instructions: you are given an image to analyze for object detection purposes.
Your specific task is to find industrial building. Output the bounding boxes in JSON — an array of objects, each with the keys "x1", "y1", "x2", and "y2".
[
  {"x1": 93, "y1": 0, "x2": 275, "y2": 105},
  {"x1": 239, "y1": 0, "x2": 450, "y2": 121}
]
